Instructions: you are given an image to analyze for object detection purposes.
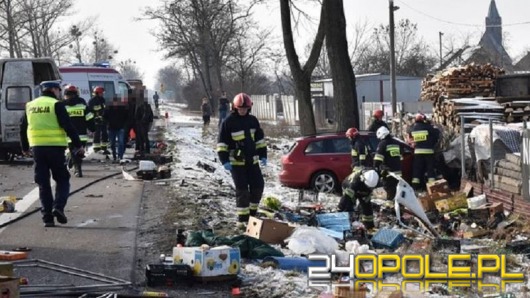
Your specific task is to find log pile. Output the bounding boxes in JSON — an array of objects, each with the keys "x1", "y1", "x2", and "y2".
[
  {"x1": 490, "y1": 153, "x2": 522, "y2": 195},
  {"x1": 420, "y1": 64, "x2": 505, "y2": 136}
]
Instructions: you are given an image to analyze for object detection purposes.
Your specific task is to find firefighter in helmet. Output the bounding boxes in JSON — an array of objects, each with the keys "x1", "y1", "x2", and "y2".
[
  {"x1": 408, "y1": 113, "x2": 440, "y2": 190},
  {"x1": 217, "y1": 93, "x2": 267, "y2": 229},
  {"x1": 88, "y1": 86, "x2": 109, "y2": 154},
  {"x1": 338, "y1": 169, "x2": 380, "y2": 229},
  {"x1": 373, "y1": 126, "x2": 402, "y2": 201},
  {"x1": 63, "y1": 85, "x2": 95, "y2": 177},
  {"x1": 368, "y1": 109, "x2": 389, "y2": 133},
  {"x1": 346, "y1": 127, "x2": 369, "y2": 171}
]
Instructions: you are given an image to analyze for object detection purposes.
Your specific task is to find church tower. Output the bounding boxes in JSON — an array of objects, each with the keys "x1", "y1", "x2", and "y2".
[{"x1": 484, "y1": 0, "x2": 502, "y2": 46}]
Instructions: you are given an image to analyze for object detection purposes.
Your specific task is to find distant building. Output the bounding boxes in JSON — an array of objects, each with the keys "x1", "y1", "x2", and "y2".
[{"x1": 439, "y1": 0, "x2": 528, "y2": 73}]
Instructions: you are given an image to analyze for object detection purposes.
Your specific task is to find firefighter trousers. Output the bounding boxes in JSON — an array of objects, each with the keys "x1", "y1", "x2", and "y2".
[
  {"x1": 338, "y1": 195, "x2": 374, "y2": 229},
  {"x1": 93, "y1": 122, "x2": 108, "y2": 151},
  {"x1": 32, "y1": 146, "x2": 70, "y2": 223},
  {"x1": 412, "y1": 153, "x2": 435, "y2": 189},
  {"x1": 231, "y1": 164, "x2": 264, "y2": 223}
]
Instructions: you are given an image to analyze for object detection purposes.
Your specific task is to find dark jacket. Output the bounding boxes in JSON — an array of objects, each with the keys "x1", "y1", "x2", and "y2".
[
  {"x1": 201, "y1": 102, "x2": 212, "y2": 116},
  {"x1": 368, "y1": 119, "x2": 388, "y2": 133},
  {"x1": 409, "y1": 121, "x2": 440, "y2": 154},
  {"x1": 136, "y1": 103, "x2": 154, "y2": 124},
  {"x1": 350, "y1": 137, "x2": 369, "y2": 169},
  {"x1": 217, "y1": 111, "x2": 267, "y2": 166},
  {"x1": 218, "y1": 96, "x2": 229, "y2": 111},
  {"x1": 64, "y1": 96, "x2": 95, "y2": 138},
  {"x1": 373, "y1": 135, "x2": 402, "y2": 173},
  {"x1": 104, "y1": 104, "x2": 129, "y2": 130},
  {"x1": 88, "y1": 95, "x2": 106, "y2": 121},
  {"x1": 20, "y1": 91, "x2": 82, "y2": 151}
]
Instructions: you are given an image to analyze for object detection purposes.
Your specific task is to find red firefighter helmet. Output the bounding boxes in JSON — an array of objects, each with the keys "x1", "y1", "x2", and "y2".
[
  {"x1": 233, "y1": 93, "x2": 252, "y2": 108},
  {"x1": 64, "y1": 84, "x2": 78, "y2": 96},
  {"x1": 415, "y1": 113, "x2": 426, "y2": 122},
  {"x1": 345, "y1": 127, "x2": 359, "y2": 138},
  {"x1": 93, "y1": 86, "x2": 105, "y2": 95},
  {"x1": 373, "y1": 109, "x2": 384, "y2": 120}
]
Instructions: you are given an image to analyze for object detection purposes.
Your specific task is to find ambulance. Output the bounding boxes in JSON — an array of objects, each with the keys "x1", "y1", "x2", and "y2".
[
  {"x1": 59, "y1": 64, "x2": 131, "y2": 105},
  {"x1": 0, "y1": 58, "x2": 62, "y2": 160}
]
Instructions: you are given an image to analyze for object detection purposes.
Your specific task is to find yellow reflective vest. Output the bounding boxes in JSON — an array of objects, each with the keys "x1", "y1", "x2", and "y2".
[{"x1": 26, "y1": 96, "x2": 67, "y2": 147}]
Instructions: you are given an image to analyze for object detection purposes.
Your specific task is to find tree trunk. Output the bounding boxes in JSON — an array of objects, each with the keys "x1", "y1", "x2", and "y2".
[
  {"x1": 280, "y1": 0, "x2": 326, "y2": 136},
  {"x1": 324, "y1": 0, "x2": 358, "y2": 131}
]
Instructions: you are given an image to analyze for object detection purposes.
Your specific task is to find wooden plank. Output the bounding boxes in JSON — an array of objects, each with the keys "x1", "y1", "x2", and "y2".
[
  {"x1": 492, "y1": 174, "x2": 522, "y2": 187},
  {"x1": 497, "y1": 160, "x2": 522, "y2": 172},
  {"x1": 496, "y1": 182, "x2": 521, "y2": 195},
  {"x1": 494, "y1": 167, "x2": 522, "y2": 180},
  {"x1": 506, "y1": 153, "x2": 521, "y2": 166}
]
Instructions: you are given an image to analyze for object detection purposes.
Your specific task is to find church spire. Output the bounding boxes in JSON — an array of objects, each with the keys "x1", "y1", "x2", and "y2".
[{"x1": 485, "y1": 0, "x2": 502, "y2": 43}]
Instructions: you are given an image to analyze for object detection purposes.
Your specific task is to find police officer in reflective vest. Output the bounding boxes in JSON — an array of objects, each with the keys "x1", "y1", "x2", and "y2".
[
  {"x1": 409, "y1": 113, "x2": 440, "y2": 190},
  {"x1": 63, "y1": 85, "x2": 95, "y2": 177},
  {"x1": 20, "y1": 81, "x2": 84, "y2": 227},
  {"x1": 217, "y1": 93, "x2": 267, "y2": 229},
  {"x1": 88, "y1": 86, "x2": 109, "y2": 154},
  {"x1": 346, "y1": 127, "x2": 369, "y2": 171},
  {"x1": 373, "y1": 126, "x2": 402, "y2": 201},
  {"x1": 338, "y1": 169, "x2": 379, "y2": 229}
]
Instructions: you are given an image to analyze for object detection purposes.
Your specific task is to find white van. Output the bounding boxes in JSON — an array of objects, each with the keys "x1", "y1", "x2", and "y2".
[
  {"x1": 59, "y1": 65, "x2": 131, "y2": 105},
  {"x1": 0, "y1": 58, "x2": 62, "y2": 160}
]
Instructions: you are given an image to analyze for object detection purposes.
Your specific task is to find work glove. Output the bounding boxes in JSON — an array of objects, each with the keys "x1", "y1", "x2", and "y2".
[
  {"x1": 223, "y1": 162, "x2": 232, "y2": 171},
  {"x1": 260, "y1": 158, "x2": 267, "y2": 167}
]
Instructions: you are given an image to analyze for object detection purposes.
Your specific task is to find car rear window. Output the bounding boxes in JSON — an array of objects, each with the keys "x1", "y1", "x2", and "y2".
[{"x1": 304, "y1": 137, "x2": 350, "y2": 154}]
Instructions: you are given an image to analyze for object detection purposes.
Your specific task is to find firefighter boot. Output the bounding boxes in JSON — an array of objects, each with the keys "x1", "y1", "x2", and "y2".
[{"x1": 74, "y1": 164, "x2": 83, "y2": 177}]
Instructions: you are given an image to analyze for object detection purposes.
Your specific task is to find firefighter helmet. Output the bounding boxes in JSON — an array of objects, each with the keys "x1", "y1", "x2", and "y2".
[
  {"x1": 415, "y1": 113, "x2": 426, "y2": 122},
  {"x1": 93, "y1": 86, "x2": 105, "y2": 95},
  {"x1": 376, "y1": 126, "x2": 390, "y2": 140},
  {"x1": 233, "y1": 93, "x2": 252, "y2": 108},
  {"x1": 345, "y1": 127, "x2": 359, "y2": 138},
  {"x1": 64, "y1": 84, "x2": 78, "y2": 96},
  {"x1": 361, "y1": 170, "x2": 379, "y2": 188},
  {"x1": 373, "y1": 109, "x2": 384, "y2": 120},
  {"x1": 40, "y1": 81, "x2": 61, "y2": 92}
]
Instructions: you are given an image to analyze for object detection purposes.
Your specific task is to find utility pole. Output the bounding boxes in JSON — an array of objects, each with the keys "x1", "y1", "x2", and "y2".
[
  {"x1": 389, "y1": 0, "x2": 399, "y2": 133},
  {"x1": 439, "y1": 31, "x2": 444, "y2": 68}
]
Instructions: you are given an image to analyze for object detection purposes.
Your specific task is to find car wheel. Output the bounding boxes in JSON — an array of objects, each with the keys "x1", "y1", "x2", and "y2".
[{"x1": 310, "y1": 171, "x2": 338, "y2": 193}]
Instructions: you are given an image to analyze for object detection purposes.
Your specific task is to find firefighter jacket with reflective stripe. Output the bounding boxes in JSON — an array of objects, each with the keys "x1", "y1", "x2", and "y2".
[
  {"x1": 88, "y1": 95, "x2": 106, "y2": 120},
  {"x1": 342, "y1": 170, "x2": 372, "y2": 200},
  {"x1": 26, "y1": 96, "x2": 68, "y2": 147},
  {"x1": 217, "y1": 111, "x2": 267, "y2": 166},
  {"x1": 350, "y1": 137, "x2": 369, "y2": 169},
  {"x1": 373, "y1": 136, "x2": 402, "y2": 173},
  {"x1": 64, "y1": 97, "x2": 95, "y2": 142},
  {"x1": 409, "y1": 121, "x2": 439, "y2": 154}
]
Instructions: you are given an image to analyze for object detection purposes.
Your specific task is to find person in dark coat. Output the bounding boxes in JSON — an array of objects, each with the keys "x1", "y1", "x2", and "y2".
[
  {"x1": 135, "y1": 101, "x2": 154, "y2": 155},
  {"x1": 104, "y1": 100, "x2": 129, "y2": 161},
  {"x1": 218, "y1": 91, "x2": 229, "y2": 127},
  {"x1": 88, "y1": 86, "x2": 109, "y2": 154}
]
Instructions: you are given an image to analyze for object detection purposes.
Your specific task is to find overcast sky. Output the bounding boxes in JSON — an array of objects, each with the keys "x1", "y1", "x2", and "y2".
[{"x1": 72, "y1": 0, "x2": 529, "y2": 90}]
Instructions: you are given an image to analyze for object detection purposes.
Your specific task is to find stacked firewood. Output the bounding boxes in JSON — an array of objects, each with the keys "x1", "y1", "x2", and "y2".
[
  {"x1": 420, "y1": 63, "x2": 505, "y2": 135},
  {"x1": 491, "y1": 153, "x2": 522, "y2": 195}
]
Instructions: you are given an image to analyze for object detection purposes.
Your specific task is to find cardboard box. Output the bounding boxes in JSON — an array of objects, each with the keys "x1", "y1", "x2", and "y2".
[
  {"x1": 0, "y1": 276, "x2": 19, "y2": 298},
  {"x1": 172, "y1": 246, "x2": 240, "y2": 277},
  {"x1": 245, "y1": 216, "x2": 295, "y2": 245},
  {"x1": 434, "y1": 192, "x2": 467, "y2": 213},
  {"x1": 418, "y1": 193, "x2": 450, "y2": 212},
  {"x1": 427, "y1": 179, "x2": 449, "y2": 195}
]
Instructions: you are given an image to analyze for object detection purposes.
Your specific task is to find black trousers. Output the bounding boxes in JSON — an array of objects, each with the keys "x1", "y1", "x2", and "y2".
[
  {"x1": 412, "y1": 153, "x2": 435, "y2": 189},
  {"x1": 135, "y1": 123, "x2": 151, "y2": 154},
  {"x1": 93, "y1": 122, "x2": 108, "y2": 150},
  {"x1": 231, "y1": 164, "x2": 265, "y2": 222}
]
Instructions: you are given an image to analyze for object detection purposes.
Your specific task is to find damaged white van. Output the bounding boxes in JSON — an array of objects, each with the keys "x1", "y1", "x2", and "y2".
[{"x1": 0, "y1": 58, "x2": 62, "y2": 160}]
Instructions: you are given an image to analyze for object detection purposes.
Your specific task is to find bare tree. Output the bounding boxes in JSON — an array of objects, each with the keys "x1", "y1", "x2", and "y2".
[
  {"x1": 117, "y1": 59, "x2": 143, "y2": 80},
  {"x1": 280, "y1": 0, "x2": 325, "y2": 136},
  {"x1": 323, "y1": 0, "x2": 358, "y2": 130},
  {"x1": 156, "y1": 64, "x2": 184, "y2": 102}
]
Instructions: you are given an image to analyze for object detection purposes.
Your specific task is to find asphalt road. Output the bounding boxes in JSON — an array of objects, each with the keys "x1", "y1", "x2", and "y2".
[{"x1": 0, "y1": 148, "x2": 144, "y2": 297}]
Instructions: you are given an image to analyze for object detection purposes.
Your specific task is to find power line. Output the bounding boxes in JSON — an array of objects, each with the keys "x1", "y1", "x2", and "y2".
[{"x1": 396, "y1": 0, "x2": 530, "y2": 28}]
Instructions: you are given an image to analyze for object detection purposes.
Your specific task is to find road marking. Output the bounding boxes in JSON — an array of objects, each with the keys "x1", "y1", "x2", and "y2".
[{"x1": 0, "y1": 186, "x2": 41, "y2": 234}]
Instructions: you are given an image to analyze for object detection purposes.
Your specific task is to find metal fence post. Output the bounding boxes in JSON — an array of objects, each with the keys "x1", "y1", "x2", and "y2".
[
  {"x1": 522, "y1": 126, "x2": 530, "y2": 200},
  {"x1": 489, "y1": 119, "x2": 494, "y2": 189},
  {"x1": 460, "y1": 115, "x2": 465, "y2": 180}
]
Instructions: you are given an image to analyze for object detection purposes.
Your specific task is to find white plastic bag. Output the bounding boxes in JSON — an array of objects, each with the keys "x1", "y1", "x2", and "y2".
[{"x1": 286, "y1": 226, "x2": 339, "y2": 255}]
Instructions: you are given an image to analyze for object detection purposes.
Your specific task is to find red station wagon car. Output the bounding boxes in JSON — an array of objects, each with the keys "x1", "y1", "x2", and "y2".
[{"x1": 279, "y1": 131, "x2": 413, "y2": 193}]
